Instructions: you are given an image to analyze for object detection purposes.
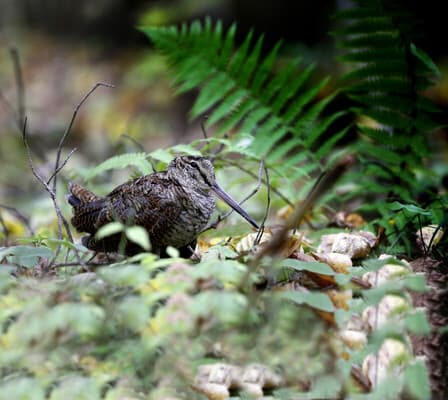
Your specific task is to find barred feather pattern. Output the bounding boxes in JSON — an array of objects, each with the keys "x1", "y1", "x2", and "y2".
[{"x1": 68, "y1": 156, "x2": 217, "y2": 255}]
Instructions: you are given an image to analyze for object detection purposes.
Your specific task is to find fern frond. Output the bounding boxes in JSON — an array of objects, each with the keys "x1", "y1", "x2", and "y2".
[
  {"x1": 142, "y1": 19, "x2": 340, "y2": 176},
  {"x1": 339, "y1": 0, "x2": 440, "y2": 164},
  {"x1": 337, "y1": 0, "x2": 441, "y2": 254}
]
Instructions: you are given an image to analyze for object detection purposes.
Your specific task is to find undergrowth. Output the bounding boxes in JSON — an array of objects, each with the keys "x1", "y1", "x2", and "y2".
[{"x1": 0, "y1": 0, "x2": 446, "y2": 399}]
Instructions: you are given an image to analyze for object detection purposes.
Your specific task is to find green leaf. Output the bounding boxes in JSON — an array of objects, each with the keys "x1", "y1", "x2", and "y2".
[
  {"x1": 149, "y1": 148, "x2": 174, "y2": 163},
  {"x1": 410, "y1": 43, "x2": 441, "y2": 79},
  {"x1": 404, "y1": 275, "x2": 427, "y2": 292},
  {"x1": 280, "y1": 291, "x2": 335, "y2": 312},
  {"x1": 405, "y1": 310, "x2": 431, "y2": 335},
  {"x1": 99, "y1": 264, "x2": 149, "y2": 287},
  {"x1": 49, "y1": 376, "x2": 101, "y2": 400},
  {"x1": 194, "y1": 259, "x2": 247, "y2": 285},
  {"x1": 125, "y1": 226, "x2": 151, "y2": 251},
  {"x1": 388, "y1": 201, "x2": 431, "y2": 216},
  {"x1": 143, "y1": 18, "x2": 337, "y2": 187},
  {"x1": 95, "y1": 222, "x2": 124, "y2": 240},
  {"x1": 1, "y1": 245, "x2": 53, "y2": 268},
  {"x1": 0, "y1": 378, "x2": 45, "y2": 400},
  {"x1": 165, "y1": 246, "x2": 180, "y2": 258},
  {"x1": 404, "y1": 361, "x2": 431, "y2": 400},
  {"x1": 171, "y1": 144, "x2": 203, "y2": 156},
  {"x1": 117, "y1": 296, "x2": 149, "y2": 331},
  {"x1": 281, "y1": 259, "x2": 334, "y2": 275}
]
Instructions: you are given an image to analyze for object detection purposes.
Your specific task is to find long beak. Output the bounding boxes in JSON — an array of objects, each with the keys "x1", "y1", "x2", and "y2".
[{"x1": 212, "y1": 183, "x2": 259, "y2": 229}]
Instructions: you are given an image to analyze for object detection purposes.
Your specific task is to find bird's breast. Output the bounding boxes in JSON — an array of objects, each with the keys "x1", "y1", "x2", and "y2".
[{"x1": 159, "y1": 189, "x2": 215, "y2": 248}]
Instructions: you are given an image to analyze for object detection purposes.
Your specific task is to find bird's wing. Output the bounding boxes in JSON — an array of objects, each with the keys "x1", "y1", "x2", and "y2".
[{"x1": 95, "y1": 175, "x2": 181, "y2": 241}]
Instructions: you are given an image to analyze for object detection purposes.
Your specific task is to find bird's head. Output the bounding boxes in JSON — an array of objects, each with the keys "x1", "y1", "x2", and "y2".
[
  {"x1": 168, "y1": 155, "x2": 259, "y2": 229},
  {"x1": 168, "y1": 156, "x2": 216, "y2": 191}
]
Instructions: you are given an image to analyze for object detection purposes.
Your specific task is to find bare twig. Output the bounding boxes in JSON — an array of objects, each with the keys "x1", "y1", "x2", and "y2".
[
  {"x1": 50, "y1": 82, "x2": 114, "y2": 192},
  {"x1": 224, "y1": 159, "x2": 293, "y2": 206},
  {"x1": 201, "y1": 116, "x2": 209, "y2": 139},
  {"x1": 199, "y1": 118, "x2": 228, "y2": 159},
  {"x1": 46, "y1": 147, "x2": 77, "y2": 185},
  {"x1": 9, "y1": 47, "x2": 26, "y2": 128},
  {"x1": 53, "y1": 261, "x2": 111, "y2": 268},
  {"x1": 119, "y1": 134, "x2": 157, "y2": 171},
  {"x1": 254, "y1": 164, "x2": 271, "y2": 247},
  {"x1": 120, "y1": 133, "x2": 145, "y2": 152},
  {"x1": 209, "y1": 132, "x2": 228, "y2": 160},
  {"x1": 351, "y1": 365, "x2": 371, "y2": 393},
  {"x1": 22, "y1": 118, "x2": 84, "y2": 266}
]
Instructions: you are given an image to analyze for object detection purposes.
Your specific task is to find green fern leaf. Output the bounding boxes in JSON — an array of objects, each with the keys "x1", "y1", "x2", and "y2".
[
  {"x1": 283, "y1": 77, "x2": 330, "y2": 125},
  {"x1": 315, "y1": 126, "x2": 350, "y2": 160},
  {"x1": 305, "y1": 110, "x2": 346, "y2": 148},
  {"x1": 142, "y1": 19, "x2": 338, "y2": 180}
]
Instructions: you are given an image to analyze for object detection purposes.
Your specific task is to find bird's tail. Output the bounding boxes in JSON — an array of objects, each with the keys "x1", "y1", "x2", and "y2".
[{"x1": 68, "y1": 182, "x2": 105, "y2": 234}]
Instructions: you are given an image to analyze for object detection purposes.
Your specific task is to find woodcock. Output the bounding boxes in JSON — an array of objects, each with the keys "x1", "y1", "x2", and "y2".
[{"x1": 68, "y1": 155, "x2": 259, "y2": 256}]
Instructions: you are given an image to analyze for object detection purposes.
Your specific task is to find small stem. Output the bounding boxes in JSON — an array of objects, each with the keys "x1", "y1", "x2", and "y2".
[
  {"x1": 51, "y1": 82, "x2": 114, "y2": 192},
  {"x1": 22, "y1": 118, "x2": 84, "y2": 267}
]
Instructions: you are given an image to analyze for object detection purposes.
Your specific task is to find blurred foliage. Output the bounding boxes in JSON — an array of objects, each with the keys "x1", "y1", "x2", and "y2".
[
  {"x1": 1, "y1": 0, "x2": 447, "y2": 398},
  {"x1": 336, "y1": 0, "x2": 448, "y2": 255}
]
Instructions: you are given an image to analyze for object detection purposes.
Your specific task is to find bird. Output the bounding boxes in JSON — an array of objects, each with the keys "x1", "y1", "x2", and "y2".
[{"x1": 68, "y1": 155, "x2": 259, "y2": 257}]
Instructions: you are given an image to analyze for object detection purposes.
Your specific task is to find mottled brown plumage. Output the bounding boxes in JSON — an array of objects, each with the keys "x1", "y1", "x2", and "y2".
[{"x1": 68, "y1": 155, "x2": 259, "y2": 256}]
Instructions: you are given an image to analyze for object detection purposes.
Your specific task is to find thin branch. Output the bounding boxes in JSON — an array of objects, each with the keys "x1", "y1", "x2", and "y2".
[
  {"x1": 9, "y1": 47, "x2": 26, "y2": 128},
  {"x1": 120, "y1": 134, "x2": 145, "y2": 152},
  {"x1": 254, "y1": 164, "x2": 271, "y2": 247},
  {"x1": 22, "y1": 118, "x2": 84, "y2": 267},
  {"x1": 209, "y1": 132, "x2": 228, "y2": 160},
  {"x1": 224, "y1": 159, "x2": 293, "y2": 206},
  {"x1": 51, "y1": 82, "x2": 114, "y2": 192},
  {"x1": 53, "y1": 261, "x2": 111, "y2": 268},
  {"x1": 201, "y1": 116, "x2": 209, "y2": 139},
  {"x1": 46, "y1": 147, "x2": 77, "y2": 185}
]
